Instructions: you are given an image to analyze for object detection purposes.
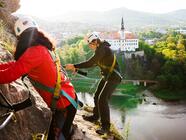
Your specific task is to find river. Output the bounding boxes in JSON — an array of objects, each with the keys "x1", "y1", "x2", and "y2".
[{"x1": 77, "y1": 90, "x2": 186, "y2": 140}]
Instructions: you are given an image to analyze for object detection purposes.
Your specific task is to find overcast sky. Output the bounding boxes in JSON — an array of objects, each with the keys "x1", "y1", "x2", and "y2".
[{"x1": 16, "y1": 0, "x2": 186, "y2": 18}]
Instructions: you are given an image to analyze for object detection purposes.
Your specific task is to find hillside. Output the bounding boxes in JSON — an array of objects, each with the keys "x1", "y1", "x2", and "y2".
[{"x1": 36, "y1": 7, "x2": 186, "y2": 32}]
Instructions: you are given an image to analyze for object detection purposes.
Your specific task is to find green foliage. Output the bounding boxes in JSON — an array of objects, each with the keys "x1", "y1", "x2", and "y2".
[
  {"x1": 154, "y1": 89, "x2": 186, "y2": 100},
  {"x1": 139, "y1": 40, "x2": 155, "y2": 58},
  {"x1": 58, "y1": 38, "x2": 87, "y2": 64},
  {"x1": 166, "y1": 36, "x2": 176, "y2": 44},
  {"x1": 58, "y1": 36, "x2": 99, "y2": 79},
  {"x1": 137, "y1": 31, "x2": 186, "y2": 90},
  {"x1": 176, "y1": 43, "x2": 185, "y2": 50},
  {"x1": 0, "y1": 20, "x2": 15, "y2": 54},
  {"x1": 154, "y1": 33, "x2": 186, "y2": 90},
  {"x1": 117, "y1": 54, "x2": 125, "y2": 76},
  {"x1": 162, "y1": 49, "x2": 176, "y2": 59},
  {"x1": 138, "y1": 31, "x2": 163, "y2": 40},
  {"x1": 167, "y1": 42, "x2": 176, "y2": 49},
  {"x1": 67, "y1": 36, "x2": 84, "y2": 45},
  {"x1": 0, "y1": 1, "x2": 4, "y2": 8}
]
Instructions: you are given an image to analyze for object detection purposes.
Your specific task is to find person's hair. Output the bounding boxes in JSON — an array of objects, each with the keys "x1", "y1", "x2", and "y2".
[
  {"x1": 92, "y1": 38, "x2": 101, "y2": 44},
  {"x1": 14, "y1": 27, "x2": 54, "y2": 60}
]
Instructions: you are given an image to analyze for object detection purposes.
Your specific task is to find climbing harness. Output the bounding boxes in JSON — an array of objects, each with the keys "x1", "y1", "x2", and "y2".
[
  {"x1": 28, "y1": 50, "x2": 79, "y2": 112},
  {"x1": 98, "y1": 54, "x2": 122, "y2": 81},
  {"x1": 29, "y1": 78, "x2": 78, "y2": 110}
]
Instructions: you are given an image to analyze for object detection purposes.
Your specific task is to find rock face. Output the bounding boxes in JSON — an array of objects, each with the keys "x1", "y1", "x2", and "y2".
[
  {"x1": 0, "y1": 0, "x2": 19, "y2": 30},
  {"x1": 0, "y1": 46, "x2": 52, "y2": 140},
  {"x1": 71, "y1": 110, "x2": 103, "y2": 140},
  {"x1": 0, "y1": 82, "x2": 52, "y2": 140},
  {"x1": 0, "y1": 11, "x2": 52, "y2": 138}
]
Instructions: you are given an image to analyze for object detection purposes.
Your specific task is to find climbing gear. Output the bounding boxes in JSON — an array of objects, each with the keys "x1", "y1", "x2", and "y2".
[
  {"x1": 0, "y1": 90, "x2": 32, "y2": 130},
  {"x1": 87, "y1": 32, "x2": 100, "y2": 43},
  {"x1": 50, "y1": 51, "x2": 63, "y2": 111},
  {"x1": 14, "y1": 16, "x2": 38, "y2": 36},
  {"x1": 21, "y1": 76, "x2": 52, "y2": 140},
  {"x1": 29, "y1": 50, "x2": 78, "y2": 112},
  {"x1": 97, "y1": 54, "x2": 116, "y2": 73},
  {"x1": 29, "y1": 78, "x2": 78, "y2": 110},
  {"x1": 98, "y1": 54, "x2": 122, "y2": 80}
]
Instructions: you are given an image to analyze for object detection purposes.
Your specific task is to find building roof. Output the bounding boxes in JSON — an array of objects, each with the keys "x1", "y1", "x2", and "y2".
[{"x1": 99, "y1": 31, "x2": 138, "y2": 40}]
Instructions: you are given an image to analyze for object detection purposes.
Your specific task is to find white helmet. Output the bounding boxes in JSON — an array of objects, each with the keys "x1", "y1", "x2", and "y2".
[
  {"x1": 87, "y1": 32, "x2": 100, "y2": 43},
  {"x1": 14, "y1": 16, "x2": 38, "y2": 36}
]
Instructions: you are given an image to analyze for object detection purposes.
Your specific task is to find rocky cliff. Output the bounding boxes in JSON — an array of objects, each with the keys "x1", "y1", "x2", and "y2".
[
  {"x1": 0, "y1": 47, "x2": 52, "y2": 140},
  {"x1": 0, "y1": 1, "x2": 52, "y2": 139}
]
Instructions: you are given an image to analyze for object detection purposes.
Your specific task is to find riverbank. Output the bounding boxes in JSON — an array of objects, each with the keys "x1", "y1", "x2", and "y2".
[
  {"x1": 75, "y1": 90, "x2": 186, "y2": 140},
  {"x1": 118, "y1": 82, "x2": 186, "y2": 101}
]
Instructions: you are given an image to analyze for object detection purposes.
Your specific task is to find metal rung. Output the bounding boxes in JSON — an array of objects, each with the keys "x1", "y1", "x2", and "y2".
[{"x1": 0, "y1": 112, "x2": 14, "y2": 130}]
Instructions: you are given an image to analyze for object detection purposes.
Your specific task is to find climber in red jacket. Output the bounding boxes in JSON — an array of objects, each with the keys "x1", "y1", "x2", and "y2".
[{"x1": 0, "y1": 16, "x2": 77, "y2": 140}]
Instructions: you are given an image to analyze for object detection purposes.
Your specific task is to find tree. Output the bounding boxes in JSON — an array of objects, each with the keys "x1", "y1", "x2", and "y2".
[
  {"x1": 176, "y1": 43, "x2": 185, "y2": 50},
  {"x1": 166, "y1": 36, "x2": 176, "y2": 44},
  {"x1": 167, "y1": 42, "x2": 176, "y2": 49},
  {"x1": 67, "y1": 36, "x2": 83, "y2": 45}
]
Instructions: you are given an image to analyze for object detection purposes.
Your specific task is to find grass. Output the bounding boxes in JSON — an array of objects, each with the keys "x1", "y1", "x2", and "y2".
[{"x1": 0, "y1": 1, "x2": 4, "y2": 8}]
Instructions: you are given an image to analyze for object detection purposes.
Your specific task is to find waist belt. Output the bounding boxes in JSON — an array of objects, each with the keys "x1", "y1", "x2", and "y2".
[{"x1": 29, "y1": 78, "x2": 78, "y2": 110}]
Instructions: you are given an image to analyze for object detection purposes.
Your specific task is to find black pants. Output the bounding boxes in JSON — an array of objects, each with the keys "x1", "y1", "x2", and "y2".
[
  {"x1": 93, "y1": 78, "x2": 120, "y2": 129},
  {"x1": 48, "y1": 103, "x2": 77, "y2": 140}
]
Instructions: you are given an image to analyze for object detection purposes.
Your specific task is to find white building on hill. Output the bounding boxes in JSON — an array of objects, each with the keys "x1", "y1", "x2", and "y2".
[{"x1": 99, "y1": 18, "x2": 139, "y2": 52}]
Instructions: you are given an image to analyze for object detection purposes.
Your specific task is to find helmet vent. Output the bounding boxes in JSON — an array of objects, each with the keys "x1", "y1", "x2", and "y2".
[
  {"x1": 23, "y1": 21, "x2": 28, "y2": 25},
  {"x1": 17, "y1": 27, "x2": 20, "y2": 33}
]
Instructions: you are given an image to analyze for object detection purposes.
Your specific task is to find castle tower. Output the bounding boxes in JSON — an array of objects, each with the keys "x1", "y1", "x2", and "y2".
[{"x1": 120, "y1": 17, "x2": 125, "y2": 39}]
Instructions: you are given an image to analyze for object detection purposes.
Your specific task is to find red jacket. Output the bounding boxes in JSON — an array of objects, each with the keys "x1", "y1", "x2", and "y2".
[{"x1": 0, "y1": 45, "x2": 76, "y2": 109}]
